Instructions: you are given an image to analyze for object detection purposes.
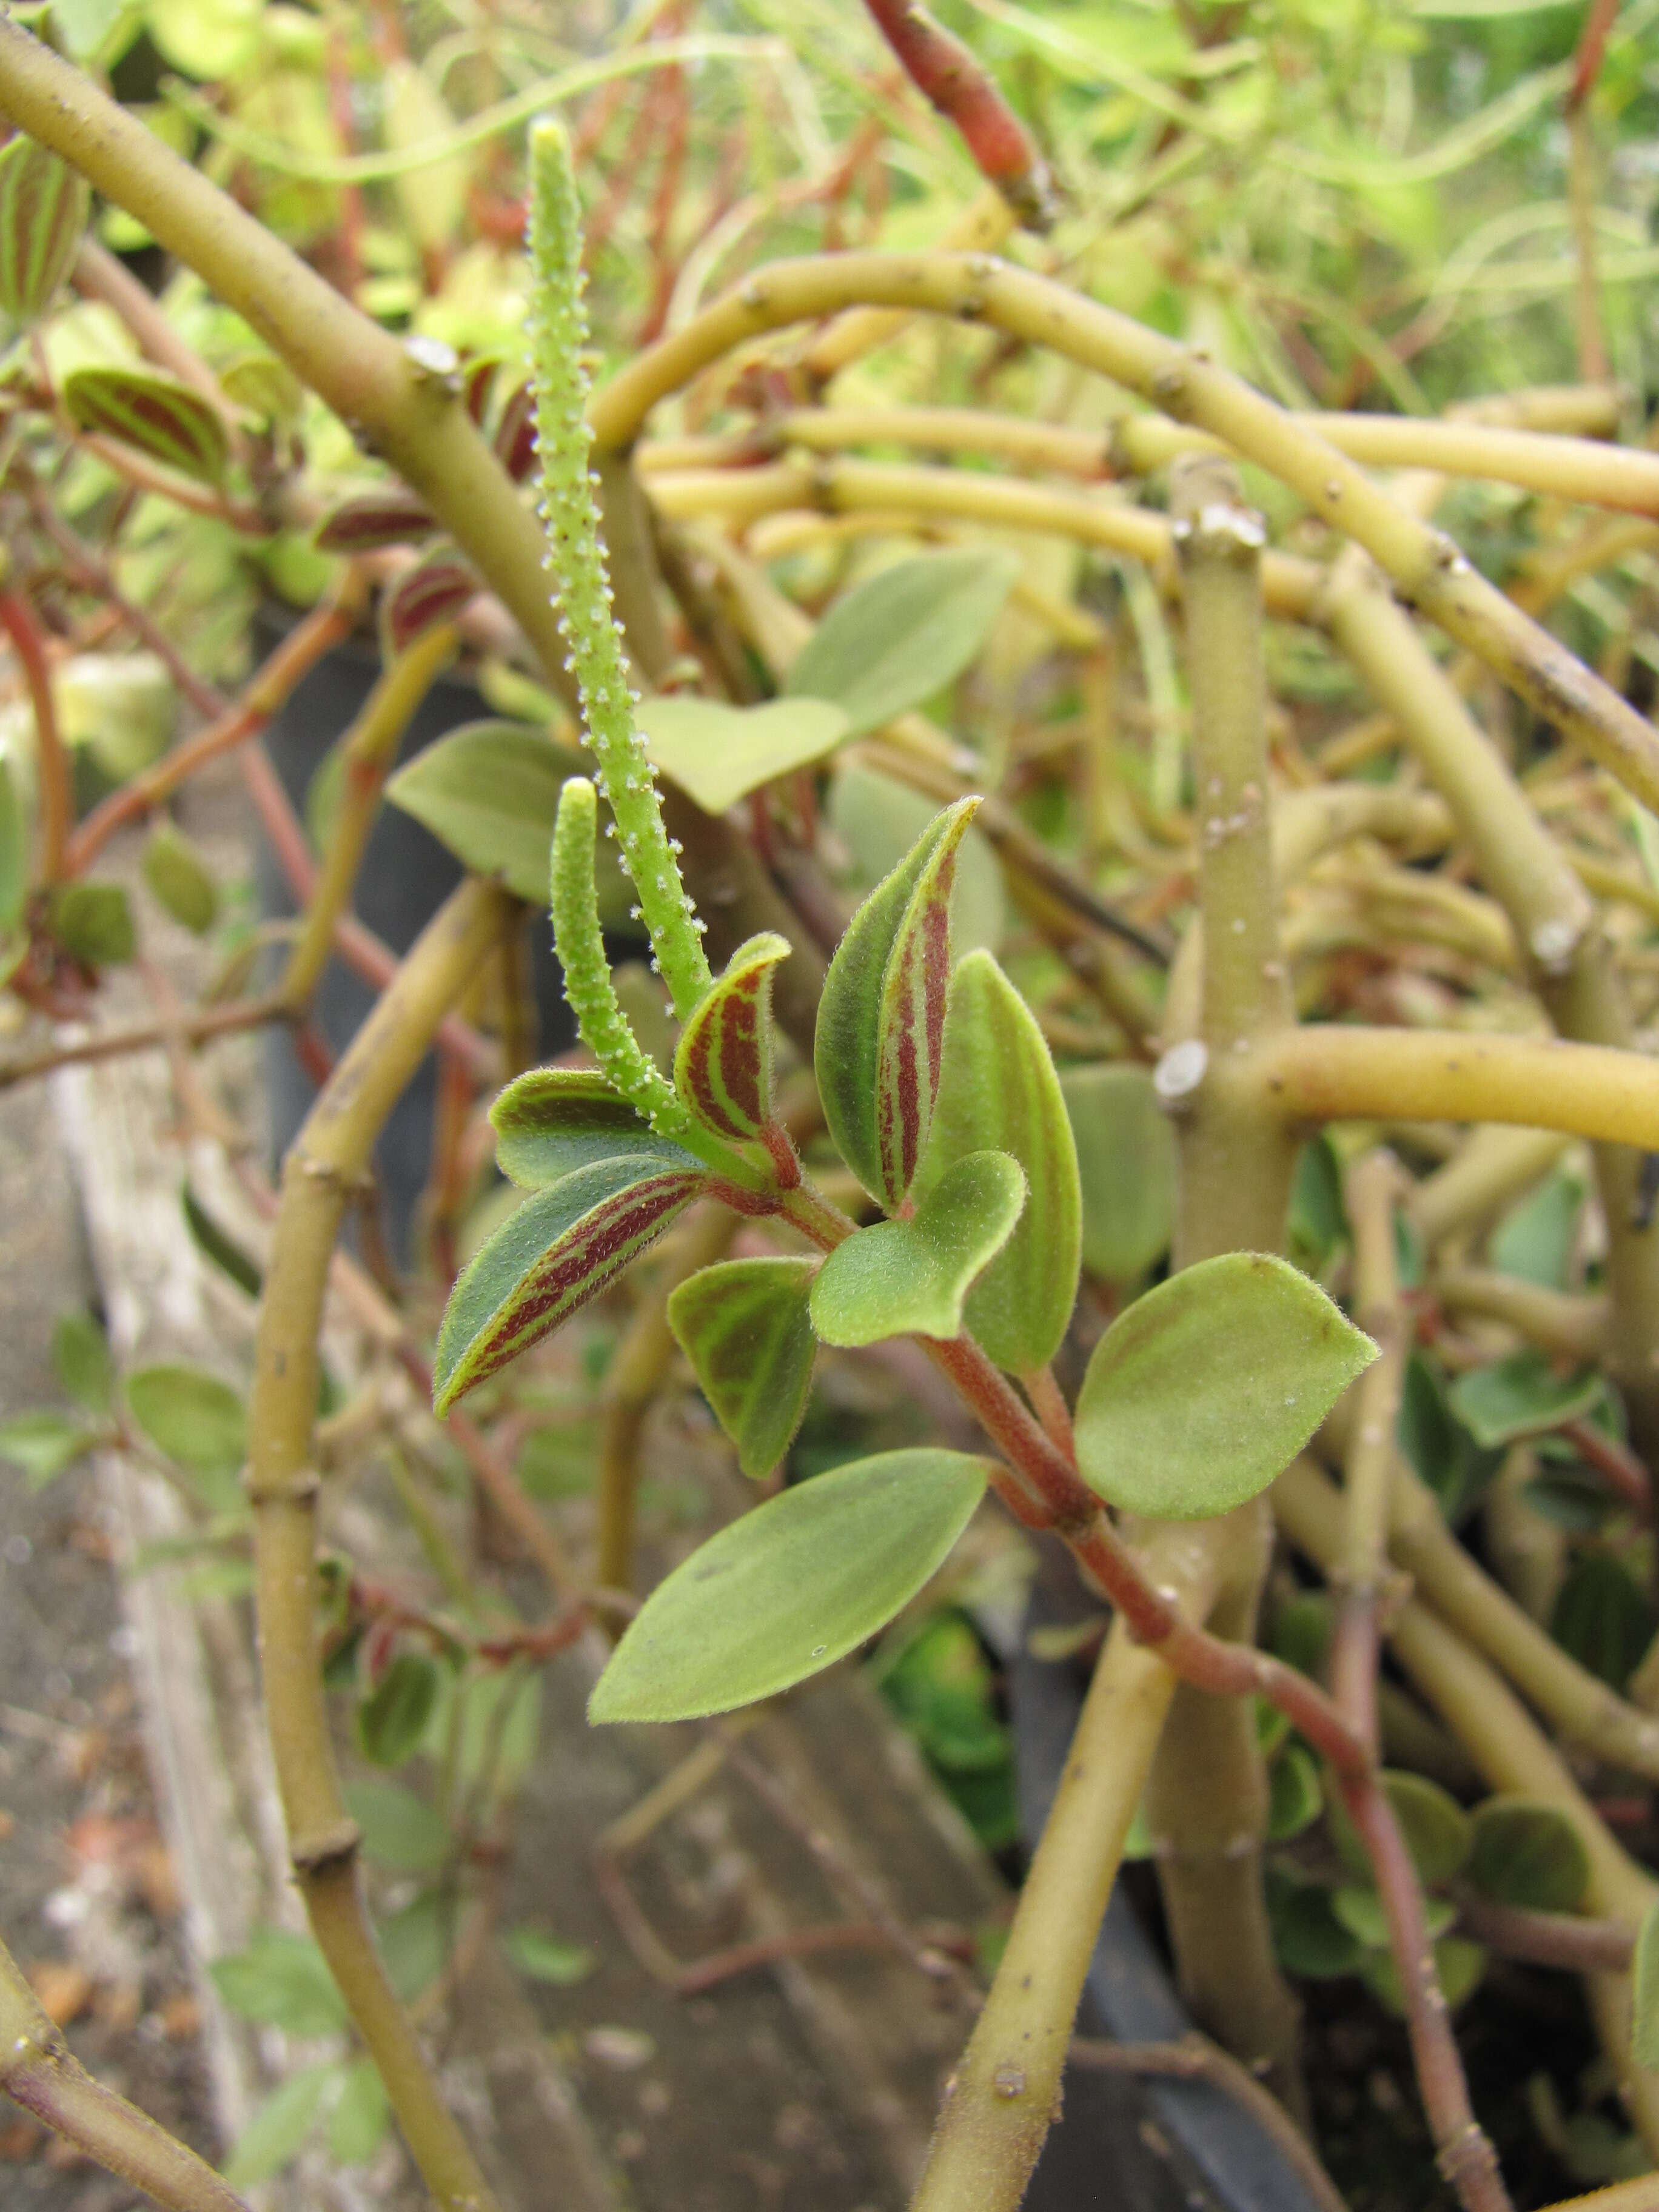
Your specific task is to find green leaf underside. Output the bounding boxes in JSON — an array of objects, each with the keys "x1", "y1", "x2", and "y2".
[
  {"x1": 1449, "y1": 1349, "x2": 1603, "y2": 1449},
  {"x1": 434, "y1": 1156, "x2": 704, "y2": 1413},
  {"x1": 491, "y1": 1067, "x2": 700, "y2": 1188},
  {"x1": 386, "y1": 724, "x2": 585, "y2": 903},
  {"x1": 636, "y1": 696, "x2": 850, "y2": 814},
  {"x1": 62, "y1": 366, "x2": 229, "y2": 488},
  {"x1": 1466, "y1": 1798, "x2": 1589, "y2": 1912},
  {"x1": 674, "y1": 934, "x2": 788, "y2": 1142},
  {"x1": 809, "y1": 1150, "x2": 1027, "y2": 1348},
  {"x1": 815, "y1": 798, "x2": 980, "y2": 1208},
  {"x1": 0, "y1": 136, "x2": 89, "y2": 326},
  {"x1": 668, "y1": 1257, "x2": 818, "y2": 1478},
  {"x1": 590, "y1": 1449, "x2": 991, "y2": 1722},
  {"x1": 784, "y1": 549, "x2": 1022, "y2": 739},
  {"x1": 1634, "y1": 1900, "x2": 1659, "y2": 2071},
  {"x1": 1074, "y1": 1252, "x2": 1377, "y2": 1520},
  {"x1": 912, "y1": 950, "x2": 1081, "y2": 1372},
  {"x1": 1059, "y1": 1063, "x2": 1176, "y2": 1285}
]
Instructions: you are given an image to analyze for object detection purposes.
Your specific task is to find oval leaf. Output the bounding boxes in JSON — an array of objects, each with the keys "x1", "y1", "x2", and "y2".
[
  {"x1": 1332, "y1": 1769, "x2": 1472, "y2": 1888},
  {"x1": 1466, "y1": 1797, "x2": 1590, "y2": 1913},
  {"x1": 668, "y1": 1256, "x2": 818, "y2": 1478},
  {"x1": 785, "y1": 549, "x2": 1021, "y2": 737},
  {"x1": 434, "y1": 1156, "x2": 705, "y2": 1413},
  {"x1": 589, "y1": 1448, "x2": 991, "y2": 1722},
  {"x1": 358, "y1": 1652, "x2": 441, "y2": 1767},
  {"x1": 1074, "y1": 1252, "x2": 1377, "y2": 1520},
  {"x1": 0, "y1": 136, "x2": 89, "y2": 325},
  {"x1": 126, "y1": 1363, "x2": 246, "y2": 1494},
  {"x1": 387, "y1": 723, "x2": 583, "y2": 903},
  {"x1": 210, "y1": 1929, "x2": 348, "y2": 2037},
  {"x1": 810, "y1": 1149, "x2": 1027, "y2": 1348},
  {"x1": 636, "y1": 696, "x2": 850, "y2": 815},
  {"x1": 381, "y1": 545, "x2": 476, "y2": 654},
  {"x1": 1060, "y1": 1062, "x2": 1176, "y2": 1285},
  {"x1": 143, "y1": 821, "x2": 219, "y2": 935},
  {"x1": 674, "y1": 933, "x2": 789, "y2": 1142},
  {"x1": 912, "y1": 949, "x2": 1081, "y2": 1372},
  {"x1": 491, "y1": 1067, "x2": 697, "y2": 1187},
  {"x1": 221, "y1": 2065, "x2": 335, "y2": 2189},
  {"x1": 62, "y1": 365, "x2": 229, "y2": 488},
  {"x1": 815, "y1": 797, "x2": 980, "y2": 1208},
  {"x1": 48, "y1": 880, "x2": 134, "y2": 967},
  {"x1": 1449, "y1": 1349, "x2": 1604, "y2": 1449},
  {"x1": 315, "y1": 490, "x2": 435, "y2": 554}
]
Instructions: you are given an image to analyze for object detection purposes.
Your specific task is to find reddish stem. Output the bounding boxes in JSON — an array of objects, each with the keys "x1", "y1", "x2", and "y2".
[
  {"x1": 0, "y1": 587, "x2": 72, "y2": 883},
  {"x1": 860, "y1": 0, "x2": 1056, "y2": 229}
]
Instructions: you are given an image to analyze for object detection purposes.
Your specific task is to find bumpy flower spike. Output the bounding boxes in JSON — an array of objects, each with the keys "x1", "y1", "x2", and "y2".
[{"x1": 526, "y1": 116, "x2": 713, "y2": 1024}]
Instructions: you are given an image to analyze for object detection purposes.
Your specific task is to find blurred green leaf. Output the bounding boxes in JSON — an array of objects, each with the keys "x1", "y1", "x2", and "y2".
[
  {"x1": 210, "y1": 1929, "x2": 348, "y2": 2038},
  {"x1": 638, "y1": 695, "x2": 849, "y2": 813},
  {"x1": 222, "y1": 2064, "x2": 336, "y2": 2188},
  {"x1": 52, "y1": 1310, "x2": 112, "y2": 1416},
  {"x1": 1059, "y1": 1062, "x2": 1175, "y2": 1287},
  {"x1": 357, "y1": 1652, "x2": 442, "y2": 1768},
  {"x1": 786, "y1": 549, "x2": 1020, "y2": 737},
  {"x1": 1466, "y1": 1798, "x2": 1590, "y2": 1912},
  {"x1": 505, "y1": 1927, "x2": 597, "y2": 1987}
]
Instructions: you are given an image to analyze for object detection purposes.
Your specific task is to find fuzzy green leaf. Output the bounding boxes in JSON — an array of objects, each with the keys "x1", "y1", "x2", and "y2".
[
  {"x1": 1059, "y1": 1062, "x2": 1176, "y2": 1286},
  {"x1": 668, "y1": 1256, "x2": 817, "y2": 1478},
  {"x1": 490, "y1": 1068, "x2": 699, "y2": 1188},
  {"x1": 143, "y1": 822, "x2": 219, "y2": 936},
  {"x1": 829, "y1": 764, "x2": 1004, "y2": 957},
  {"x1": 590, "y1": 1448, "x2": 991, "y2": 1722},
  {"x1": 912, "y1": 950, "x2": 1080, "y2": 1372},
  {"x1": 815, "y1": 797, "x2": 980, "y2": 1207},
  {"x1": 1634, "y1": 1900, "x2": 1659, "y2": 2071},
  {"x1": 0, "y1": 135, "x2": 90, "y2": 326},
  {"x1": 49, "y1": 880, "x2": 135, "y2": 967},
  {"x1": 810, "y1": 1150, "x2": 1026, "y2": 1348},
  {"x1": 674, "y1": 933, "x2": 789, "y2": 1142},
  {"x1": 1466, "y1": 1798, "x2": 1590, "y2": 1913},
  {"x1": 386, "y1": 723, "x2": 583, "y2": 902},
  {"x1": 637, "y1": 696, "x2": 850, "y2": 814},
  {"x1": 433, "y1": 1156, "x2": 704, "y2": 1413},
  {"x1": 62, "y1": 365, "x2": 229, "y2": 487},
  {"x1": 1074, "y1": 1252, "x2": 1376, "y2": 1519},
  {"x1": 785, "y1": 549, "x2": 1021, "y2": 737},
  {"x1": 1449, "y1": 1349, "x2": 1603, "y2": 1449}
]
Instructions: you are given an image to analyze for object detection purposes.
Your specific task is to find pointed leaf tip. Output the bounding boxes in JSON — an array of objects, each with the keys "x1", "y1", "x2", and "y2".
[
  {"x1": 1074, "y1": 1252, "x2": 1376, "y2": 1520},
  {"x1": 674, "y1": 933, "x2": 790, "y2": 1143},
  {"x1": 589, "y1": 1448, "x2": 991, "y2": 1722}
]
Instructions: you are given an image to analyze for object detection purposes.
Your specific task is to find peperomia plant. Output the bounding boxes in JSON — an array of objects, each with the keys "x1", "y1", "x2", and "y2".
[{"x1": 427, "y1": 123, "x2": 1376, "y2": 1741}]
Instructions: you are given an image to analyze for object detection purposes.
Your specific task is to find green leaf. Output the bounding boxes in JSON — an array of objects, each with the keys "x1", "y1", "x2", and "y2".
[
  {"x1": 1059, "y1": 1063, "x2": 1176, "y2": 1287},
  {"x1": 912, "y1": 950, "x2": 1080, "y2": 1372},
  {"x1": 1633, "y1": 1899, "x2": 1659, "y2": 2071},
  {"x1": 62, "y1": 365, "x2": 229, "y2": 488},
  {"x1": 809, "y1": 1151, "x2": 1027, "y2": 1348},
  {"x1": 1332, "y1": 1885, "x2": 1456, "y2": 1949},
  {"x1": 381, "y1": 545, "x2": 478, "y2": 654},
  {"x1": 386, "y1": 723, "x2": 583, "y2": 903},
  {"x1": 183, "y1": 1184, "x2": 263, "y2": 1298},
  {"x1": 828, "y1": 764, "x2": 1004, "y2": 958},
  {"x1": 218, "y1": 352, "x2": 304, "y2": 429},
  {"x1": 210, "y1": 1929, "x2": 349, "y2": 2037},
  {"x1": 1466, "y1": 1798, "x2": 1590, "y2": 1912},
  {"x1": 142, "y1": 822, "x2": 219, "y2": 935},
  {"x1": 126, "y1": 1363, "x2": 246, "y2": 1507},
  {"x1": 1550, "y1": 1555, "x2": 1654, "y2": 1689},
  {"x1": 325, "y1": 2057, "x2": 391, "y2": 2167},
  {"x1": 1331, "y1": 1770, "x2": 1472, "y2": 1887},
  {"x1": 490, "y1": 1068, "x2": 698, "y2": 1188},
  {"x1": 814, "y1": 797, "x2": 980, "y2": 1207},
  {"x1": 1074, "y1": 1253, "x2": 1376, "y2": 1519},
  {"x1": 0, "y1": 135, "x2": 90, "y2": 326},
  {"x1": 0, "y1": 1411, "x2": 97, "y2": 1490},
  {"x1": 668, "y1": 1256, "x2": 818, "y2": 1478},
  {"x1": 1267, "y1": 1741, "x2": 1322, "y2": 1842},
  {"x1": 1449, "y1": 1349, "x2": 1604, "y2": 1449},
  {"x1": 380, "y1": 1889, "x2": 447, "y2": 2002},
  {"x1": 504, "y1": 1926, "x2": 597, "y2": 1986},
  {"x1": 1267, "y1": 1872, "x2": 1363, "y2": 1979},
  {"x1": 0, "y1": 757, "x2": 27, "y2": 931},
  {"x1": 52, "y1": 1310, "x2": 112, "y2": 1416},
  {"x1": 590, "y1": 1448, "x2": 991, "y2": 1723},
  {"x1": 357, "y1": 1652, "x2": 442, "y2": 1768},
  {"x1": 433, "y1": 1155, "x2": 705, "y2": 1413},
  {"x1": 1287, "y1": 1134, "x2": 1348, "y2": 1273},
  {"x1": 674, "y1": 933, "x2": 789, "y2": 1142},
  {"x1": 1490, "y1": 1169, "x2": 1584, "y2": 1289},
  {"x1": 49, "y1": 0, "x2": 135, "y2": 64},
  {"x1": 637, "y1": 696, "x2": 850, "y2": 814},
  {"x1": 785, "y1": 549, "x2": 1021, "y2": 737},
  {"x1": 48, "y1": 880, "x2": 135, "y2": 967},
  {"x1": 221, "y1": 2064, "x2": 336, "y2": 2188},
  {"x1": 343, "y1": 1780, "x2": 449, "y2": 1874},
  {"x1": 1362, "y1": 1937, "x2": 1486, "y2": 2018}
]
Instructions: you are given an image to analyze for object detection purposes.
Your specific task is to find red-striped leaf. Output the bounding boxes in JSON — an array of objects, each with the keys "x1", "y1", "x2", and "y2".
[
  {"x1": 491, "y1": 1067, "x2": 701, "y2": 1187},
  {"x1": 492, "y1": 378, "x2": 537, "y2": 481},
  {"x1": 0, "y1": 136, "x2": 90, "y2": 326},
  {"x1": 382, "y1": 546, "x2": 476, "y2": 654},
  {"x1": 433, "y1": 1155, "x2": 705, "y2": 1414},
  {"x1": 668, "y1": 1256, "x2": 817, "y2": 1477},
  {"x1": 315, "y1": 491, "x2": 435, "y2": 554},
  {"x1": 462, "y1": 352, "x2": 506, "y2": 423},
  {"x1": 816, "y1": 797, "x2": 980, "y2": 1210},
  {"x1": 62, "y1": 365, "x2": 229, "y2": 488},
  {"x1": 673, "y1": 932, "x2": 789, "y2": 1142}
]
